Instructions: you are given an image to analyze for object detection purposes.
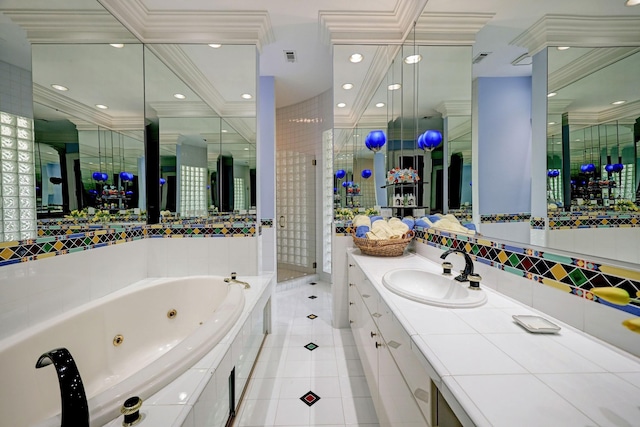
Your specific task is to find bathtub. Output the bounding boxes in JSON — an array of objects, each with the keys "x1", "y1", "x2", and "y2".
[{"x1": 0, "y1": 275, "x2": 246, "y2": 427}]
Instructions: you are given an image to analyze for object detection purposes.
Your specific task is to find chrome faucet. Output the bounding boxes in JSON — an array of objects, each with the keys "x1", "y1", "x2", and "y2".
[
  {"x1": 224, "y1": 272, "x2": 250, "y2": 289},
  {"x1": 440, "y1": 249, "x2": 475, "y2": 282},
  {"x1": 35, "y1": 347, "x2": 89, "y2": 427}
]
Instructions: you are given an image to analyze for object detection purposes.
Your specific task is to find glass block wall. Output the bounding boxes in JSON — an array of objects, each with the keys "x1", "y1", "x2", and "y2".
[
  {"x1": 0, "y1": 111, "x2": 36, "y2": 241},
  {"x1": 179, "y1": 165, "x2": 207, "y2": 217}
]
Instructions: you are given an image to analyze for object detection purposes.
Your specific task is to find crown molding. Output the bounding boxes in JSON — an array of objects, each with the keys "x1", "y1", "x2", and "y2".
[
  {"x1": 413, "y1": 13, "x2": 495, "y2": 45},
  {"x1": 320, "y1": 0, "x2": 428, "y2": 45},
  {"x1": 511, "y1": 15, "x2": 640, "y2": 56},
  {"x1": 223, "y1": 118, "x2": 256, "y2": 144},
  {"x1": 99, "y1": 0, "x2": 274, "y2": 50},
  {"x1": 567, "y1": 100, "x2": 640, "y2": 125},
  {"x1": 436, "y1": 101, "x2": 471, "y2": 118},
  {"x1": 448, "y1": 118, "x2": 472, "y2": 141},
  {"x1": 2, "y1": 9, "x2": 139, "y2": 43},
  {"x1": 548, "y1": 47, "x2": 640, "y2": 92},
  {"x1": 547, "y1": 99, "x2": 574, "y2": 115},
  {"x1": 147, "y1": 101, "x2": 216, "y2": 118},
  {"x1": 33, "y1": 84, "x2": 146, "y2": 132}
]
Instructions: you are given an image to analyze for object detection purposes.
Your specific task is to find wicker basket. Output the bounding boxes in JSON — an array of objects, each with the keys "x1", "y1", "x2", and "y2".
[{"x1": 352, "y1": 230, "x2": 415, "y2": 257}]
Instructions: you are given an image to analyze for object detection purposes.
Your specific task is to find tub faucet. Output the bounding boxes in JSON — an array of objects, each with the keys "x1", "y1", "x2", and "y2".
[
  {"x1": 440, "y1": 249, "x2": 475, "y2": 282},
  {"x1": 35, "y1": 347, "x2": 89, "y2": 427},
  {"x1": 224, "y1": 272, "x2": 250, "y2": 289}
]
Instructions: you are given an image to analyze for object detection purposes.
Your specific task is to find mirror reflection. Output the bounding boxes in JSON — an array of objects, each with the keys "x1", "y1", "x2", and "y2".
[{"x1": 332, "y1": 43, "x2": 472, "y2": 219}]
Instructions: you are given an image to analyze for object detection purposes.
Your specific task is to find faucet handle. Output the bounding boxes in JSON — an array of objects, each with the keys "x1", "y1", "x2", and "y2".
[
  {"x1": 231, "y1": 272, "x2": 237, "y2": 280},
  {"x1": 469, "y1": 273, "x2": 482, "y2": 289}
]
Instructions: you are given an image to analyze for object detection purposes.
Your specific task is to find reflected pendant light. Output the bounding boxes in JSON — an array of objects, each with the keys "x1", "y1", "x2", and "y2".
[
  {"x1": 366, "y1": 130, "x2": 386, "y2": 152},
  {"x1": 159, "y1": 178, "x2": 166, "y2": 185},
  {"x1": 417, "y1": 130, "x2": 443, "y2": 151},
  {"x1": 547, "y1": 170, "x2": 560, "y2": 178},
  {"x1": 336, "y1": 169, "x2": 346, "y2": 179},
  {"x1": 361, "y1": 169, "x2": 372, "y2": 179}
]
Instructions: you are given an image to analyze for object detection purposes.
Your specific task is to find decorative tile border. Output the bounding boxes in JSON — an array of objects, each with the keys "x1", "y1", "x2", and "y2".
[
  {"x1": 414, "y1": 227, "x2": 640, "y2": 316},
  {"x1": 547, "y1": 213, "x2": 640, "y2": 229},
  {"x1": 530, "y1": 217, "x2": 546, "y2": 229},
  {"x1": 480, "y1": 213, "x2": 531, "y2": 223},
  {"x1": 0, "y1": 221, "x2": 257, "y2": 267},
  {"x1": 261, "y1": 219, "x2": 273, "y2": 228}
]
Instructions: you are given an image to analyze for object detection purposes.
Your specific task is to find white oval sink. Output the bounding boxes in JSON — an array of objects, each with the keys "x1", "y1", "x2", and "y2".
[{"x1": 382, "y1": 269, "x2": 487, "y2": 308}]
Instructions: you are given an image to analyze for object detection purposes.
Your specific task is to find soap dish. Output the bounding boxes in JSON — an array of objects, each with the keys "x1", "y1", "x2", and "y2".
[{"x1": 512, "y1": 315, "x2": 561, "y2": 334}]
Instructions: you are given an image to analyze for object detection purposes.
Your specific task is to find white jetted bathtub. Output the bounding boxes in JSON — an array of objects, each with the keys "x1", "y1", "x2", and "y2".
[{"x1": 0, "y1": 275, "x2": 246, "y2": 427}]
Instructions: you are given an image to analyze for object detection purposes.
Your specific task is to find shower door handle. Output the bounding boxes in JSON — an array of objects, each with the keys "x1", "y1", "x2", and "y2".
[{"x1": 279, "y1": 215, "x2": 286, "y2": 228}]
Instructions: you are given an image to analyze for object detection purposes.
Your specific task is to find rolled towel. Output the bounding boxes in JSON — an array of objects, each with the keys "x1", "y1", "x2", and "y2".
[
  {"x1": 355, "y1": 225, "x2": 370, "y2": 238},
  {"x1": 353, "y1": 214, "x2": 371, "y2": 228},
  {"x1": 401, "y1": 217, "x2": 415, "y2": 230},
  {"x1": 370, "y1": 215, "x2": 383, "y2": 225},
  {"x1": 388, "y1": 217, "x2": 409, "y2": 236},
  {"x1": 370, "y1": 220, "x2": 396, "y2": 239}
]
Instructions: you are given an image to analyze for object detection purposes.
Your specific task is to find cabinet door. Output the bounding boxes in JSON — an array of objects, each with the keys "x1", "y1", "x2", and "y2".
[
  {"x1": 377, "y1": 340, "x2": 428, "y2": 427},
  {"x1": 349, "y1": 286, "x2": 379, "y2": 405}
]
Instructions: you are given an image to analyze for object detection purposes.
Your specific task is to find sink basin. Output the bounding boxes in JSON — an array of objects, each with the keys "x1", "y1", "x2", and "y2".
[{"x1": 382, "y1": 269, "x2": 487, "y2": 308}]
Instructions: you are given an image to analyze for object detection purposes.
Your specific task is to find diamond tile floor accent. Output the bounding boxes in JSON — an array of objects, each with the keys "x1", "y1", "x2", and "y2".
[
  {"x1": 307, "y1": 314, "x2": 318, "y2": 320},
  {"x1": 304, "y1": 342, "x2": 318, "y2": 351},
  {"x1": 308, "y1": 295, "x2": 317, "y2": 299},
  {"x1": 234, "y1": 280, "x2": 379, "y2": 426},
  {"x1": 300, "y1": 391, "x2": 321, "y2": 406}
]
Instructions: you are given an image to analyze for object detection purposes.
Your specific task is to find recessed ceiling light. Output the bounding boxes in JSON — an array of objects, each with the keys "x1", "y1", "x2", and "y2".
[
  {"x1": 612, "y1": 100, "x2": 626, "y2": 105},
  {"x1": 376, "y1": 102, "x2": 385, "y2": 108},
  {"x1": 404, "y1": 54, "x2": 422, "y2": 64},
  {"x1": 110, "y1": 43, "x2": 124, "y2": 48},
  {"x1": 547, "y1": 92, "x2": 557, "y2": 97},
  {"x1": 337, "y1": 102, "x2": 346, "y2": 108},
  {"x1": 576, "y1": 139, "x2": 581, "y2": 141},
  {"x1": 556, "y1": 46, "x2": 570, "y2": 51},
  {"x1": 388, "y1": 83, "x2": 402, "y2": 91},
  {"x1": 221, "y1": 129, "x2": 228, "y2": 133},
  {"x1": 548, "y1": 121, "x2": 556, "y2": 125},
  {"x1": 95, "y1": 104, "x2": 108, "y2": 109},
  {"x1": 626, "y1": 0, "x2": 640, "y2": 6},
  {"x1": 349, "y1": 53, "x2": 363, "y2": 63},
  {"x1": 241, "y1": 93, "x2": 253, "y2": 99},
  {"x1": 173, "y1": 93, "x2": 186, "y2": 99},
  {"x1": 208, "y1": 44, "x2": 222, "y2": 48},
  {"x1": 342, "y1": 83, "x2": 354, "y2": 90},
  {"x1": 244, "y1": 147, "x2": 249, "y2": 151},
  {"x1": 51, "y1": 84, "x2": 68, "y2": 91}
]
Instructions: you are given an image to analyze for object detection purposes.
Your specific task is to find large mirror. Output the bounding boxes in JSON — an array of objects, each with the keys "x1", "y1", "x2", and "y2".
[
  {"x1": 545, "y1": 46, "x2": 640, "y2": 263},
  {"x1": 332, "y1": 40, "x2": 472, "y2": 219},
  {"x1": 2, "y1": 3, "x2": 257, "y2": 242}
]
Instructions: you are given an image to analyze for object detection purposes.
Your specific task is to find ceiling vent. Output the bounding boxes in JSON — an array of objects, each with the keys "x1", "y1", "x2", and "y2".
[
  {"x1": 284, "y1": 50, "x2": 296, "y2": 63},
  {"x1": 472, "y1": 52, "x2": 491, "y2": 64},
  {"x1": 511, "y1": 53, "x2": 532, "y2": 66}
]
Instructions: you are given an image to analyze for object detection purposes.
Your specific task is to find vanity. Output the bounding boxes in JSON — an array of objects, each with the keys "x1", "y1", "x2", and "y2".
[{"x1": 347, "y1": 249, "x2": 640, "y2": 427}]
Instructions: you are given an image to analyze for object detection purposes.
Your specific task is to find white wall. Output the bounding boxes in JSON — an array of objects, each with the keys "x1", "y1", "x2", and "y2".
[{"x1": 0, "y1": 237, "x2": 258, "y2": 341}]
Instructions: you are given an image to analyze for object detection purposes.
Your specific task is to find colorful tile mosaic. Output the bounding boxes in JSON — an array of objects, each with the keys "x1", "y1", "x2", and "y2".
[
  {"x1": 547, "y1": 212, "x2": 640, "y2": 229},
  {"x1": 261, "y1": 219, "x2": 273, "y2": 228},
  {"x1": 480, "y1": 213, "x2": 532, "y2": 223},
  {"x1": 414, "y1": 227, "x2": 640, "y2": 316},
  {"x1": 300, "y1": 391, "x2": 321, "y2": 407},
  {"x1": 0, "y1": 221, "x2": 257, "y2": 267},
  {"x1": 530, "y1": 217, "x2": 546, "y2": 229}
]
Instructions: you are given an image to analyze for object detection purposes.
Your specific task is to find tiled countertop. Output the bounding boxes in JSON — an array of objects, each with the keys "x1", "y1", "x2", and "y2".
[{"x1": 349, "y1": 249, "x2": 640, "y2": 427}]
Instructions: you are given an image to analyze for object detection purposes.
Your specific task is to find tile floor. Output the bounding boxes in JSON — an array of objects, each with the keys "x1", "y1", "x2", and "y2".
[{"x1": 233, "y1": 280, "x2": 379, "y2": 427}]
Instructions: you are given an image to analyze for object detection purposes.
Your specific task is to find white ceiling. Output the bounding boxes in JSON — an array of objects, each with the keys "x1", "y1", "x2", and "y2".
[{"x1": 1, "y1": 0, "x2": 640, "y2": 128}]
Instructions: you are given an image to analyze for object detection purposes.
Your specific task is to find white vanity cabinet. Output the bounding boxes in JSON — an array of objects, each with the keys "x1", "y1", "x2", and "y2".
[{"x1": 348, "y1": 255, "x2": 431, "y2": 427}]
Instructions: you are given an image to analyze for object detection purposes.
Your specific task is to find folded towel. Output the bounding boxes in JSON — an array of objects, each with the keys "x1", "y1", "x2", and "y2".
[
  {"x1": 427, "y1": 214, "x2": 441, "y2": 223},
  {"x1": 462, "y1": 223, "x2": 476, "y2": 231},
  {"x1": 370, "y1": 215, "x2": 383, "y2": 225},
  {"x1": 401, "y1": 217, "x2": 415, "y2": 230},
  {"x1": 355, "y1": 225, "x2": 370, "y2": 238},
  {"x1": 353, "y1": 214, "x2": 371, "y2": 228},
  {"x1": 415, "y1": 219, "x2": 432, "y2": 229}
]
